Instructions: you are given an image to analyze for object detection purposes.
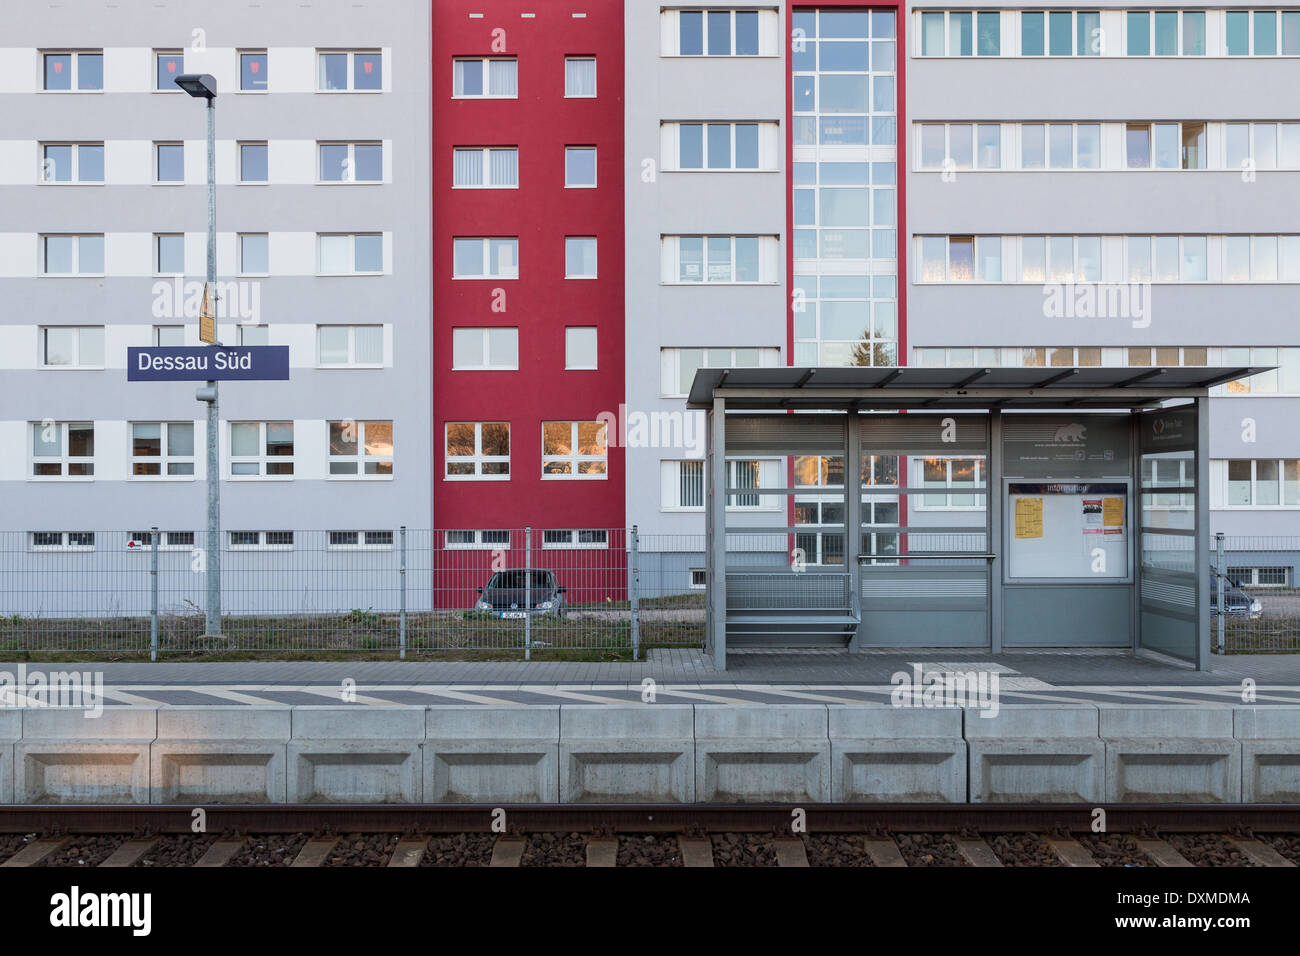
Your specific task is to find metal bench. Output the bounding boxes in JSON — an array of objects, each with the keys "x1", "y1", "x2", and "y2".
[{"x1": 724, "y1": 572, "x2": 860, "y2": 647}]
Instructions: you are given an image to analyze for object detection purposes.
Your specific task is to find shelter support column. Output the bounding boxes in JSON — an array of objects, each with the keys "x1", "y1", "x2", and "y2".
[
  {"x1": 989, "y1": 410, "x2": 1002, "y2": 654},
  {"x1": 846, "y1": 409, "x2": 863, "y2": 651},
  {"x1": 708, "y1": 397, "x2": 728, "y2": 670},
  {"x1": 1195, "y1": 395, "x2": 1211, "y2": 671}
]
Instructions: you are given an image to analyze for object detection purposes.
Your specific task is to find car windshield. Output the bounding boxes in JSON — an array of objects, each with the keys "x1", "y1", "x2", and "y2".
[{"x1": 488, "y1": 570, "x2": 553, "y2": 590}]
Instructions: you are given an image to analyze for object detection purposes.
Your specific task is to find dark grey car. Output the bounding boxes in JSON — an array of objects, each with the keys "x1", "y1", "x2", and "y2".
[
  {"x1": 475, "y1": 569, "x2": 567, "y2": 618},
  {"x1": 1209, "y1": 570, "x2": 1262, "y2": 619}
]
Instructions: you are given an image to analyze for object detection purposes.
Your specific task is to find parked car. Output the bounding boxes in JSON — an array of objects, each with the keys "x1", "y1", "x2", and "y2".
[
  {"x1": 475, "y1": 569, "x2": 567, "y2": 618},
  {"x1": 1209, "y1": 569, "x2": 1262, "y2": 619}
]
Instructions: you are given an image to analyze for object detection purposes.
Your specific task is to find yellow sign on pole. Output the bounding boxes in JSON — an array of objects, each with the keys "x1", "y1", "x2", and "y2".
[{"x1": 199, "y1": 282, "x2": 216, "y2": 344}]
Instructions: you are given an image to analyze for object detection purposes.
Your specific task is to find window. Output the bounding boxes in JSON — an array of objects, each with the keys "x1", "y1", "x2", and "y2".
[
  {"x1": 919, "y1": 10, "x2": 1000, "y2": 56},
  {"x1": 666, "y1": 235, "x2": 770, "y2": 283},
  {"x1": 129, "y1": 531, "x2": 195, "y2": 550},
  {"x1": 319, "y1": 142, "x2": 382, "y2": 183},
  {"x1": 1018, "y1": 11, "x2": 1100, "y2": 56},
  {"x1": 453, "y1": 57, "x2": 517, "y2": 97},
  {"x1": 917, "y1": 456, "x2": 985, "y2": 509},
  {"x1": 565, "y1": 237, "x2": 597, "y2": 278},
  {"x1": 565, "y1": 327, "x2": 598, "y2": 369},
  {"x1": 239, "y1": 234, "x2": 269, "y2": 275},
  {"x1": 327, "y1": 531, "x2": 394, "y2": 550},
  {"x1": 228, "y1": 531, "x2": 294, "y2": 551},
  {"x1": 30, "y1": 532, "x2": 96, "y2": 551},
  {"x1": 444, "y1": 530, "x2": 511, "y2": 550},
  {"x1": 917, "y1": 235, "x2": 1000, "y2": 282},
  {"x1": 154, "y1": 142, "x2": 184, "y2": 183},
  {"x1": 31, "y1": 422, "x2": 94, "y2": 478},
  {"x1": 542, "y1": 422, "x2": 608, "y2": 478},
  {"x1": 41, "y1": 143, "x2": 104, "y2": 183},
  {"x1": 453, "y1": 237, "x2": 518, "y2": 278},
  {"x1": 155, "y1": 234, "x2": 185, "y2": 275},
  {"x1": 565, "y1": 147, "x2": 597, "y2": 187},
  {"x1": 445, "y1": 422, "x2": 509, "y2": 478},
  {"x1": 42, "y1": 51, "x2": 103, "y2": 91},
  {"x1": 42, "y1": 235, "x2": 103, "y2": 275},
  {"x1": 130, "y1": 422, "x2": 195, "y2": 477},
  {"x1": 240, "y1": 51, "x2": 268, "y2": 91},
  {"x1": 1125, "y1": 10, "x2": 1206, "y2": 56},
  {"x1": 239, "y1": 325, "x2": 268, "y2": 346},
  {"x1": 661, "y1": 347, "x2": 780, "y2": 397},
  {"x1": 229, "y1": 422, "x2": 294, "y2": 477},
  {"x1": 41, "y1": 326, "x2": 104, "y2": 367},
  {"x1": 1225, "y1": 459, "x2": 1300, "y2": 507},
  {"x1": 239, "y1": 142, "x2": 268, "y2": 183},
  {"x1": 328, "y1": 420, "x2": 393, "y2": 477},
  {"x1": 155, "y1": 51, "x2": 184, "y2": 90},
  {"x1": 318, "y1": 325, "x2": 383, "y2": 366},
  {"x1": 154, "y1": 325, "x2": 184, "y2": 346},
  {"x1": 664, "y1": 460, "x2": 705, "y2": 509},
  {"x1": 452, "y1": 328, "x2": 518, "y2": 370},
  {"x1": 542, "y1": 529, "x2": 609, "y2": 549},
  {"x1": 319, "y1": 234, "x2": 383, "y2": 275},
  {"x1": 1228, "y1": 566, "x2": 1291, "y2": 587},
  {"x1": 689, "y1": 569, "x2": 707, "y2": 590},
  {"x1": 565, "y1": 57, "x2": 596, "y2": 96},
  {"x1": 452, "y1": 147, "x2": 518, "y2": 188},
  {"x1": 673, "y1": 122, "x2": 763, "y2": 170},
  {"x1": 318, "y1": 50, "x2": 382, "y2": 91},
  {"x1": 676, "y1": 9, "x2": 760, "y2": 55}
]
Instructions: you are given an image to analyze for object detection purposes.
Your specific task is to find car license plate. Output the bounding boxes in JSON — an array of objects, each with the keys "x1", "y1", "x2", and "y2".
[{"x1": 500, "y1": 611, "x2": 527, "y2": 619}]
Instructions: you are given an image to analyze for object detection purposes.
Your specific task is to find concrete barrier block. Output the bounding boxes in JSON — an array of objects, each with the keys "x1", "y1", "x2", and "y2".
[
  {"x1": 696, "y1": 706, "x2": 829, "y2": 803},
  {"x1": 427, "y1": 706, "x2": 559, "y2": 803},
  {"x1": 965, "y1": 706, "x2": 1103, "y2": 803},
  {"x1": 151, "y1": 707, "x2": 290, "y2": 804},
  {"x1": 560, "y1": 706, "x2": 693, "y2": 803},
  {"x1": 1235, "y1": 707, "x2": 1300, "y2": 803},
  {"x1": 287, "y1": 707, "x2": 424, "y2": 804},
  {"x1": 828, "y1": 705, "x2": 965, "y2": 802},
  {"x1": 1101, "y1": 706, "x2": 1240, "y2": 803},
  {"x1": 15, "y1": 707, "x2": 156, "y2": 804},
  {"x1": 0, "y1": 711, "x2": 21, "y2": 804}
]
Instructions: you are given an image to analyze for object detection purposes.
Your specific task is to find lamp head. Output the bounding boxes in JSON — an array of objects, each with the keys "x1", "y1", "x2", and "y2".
[{"x1": 174, "y1": 73, "x2": 217, "y2": 99}]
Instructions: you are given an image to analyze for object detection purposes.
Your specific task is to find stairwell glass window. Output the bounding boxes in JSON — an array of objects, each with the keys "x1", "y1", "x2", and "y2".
[
  {"x1": 453, "y1": 58, "x2": 517, "y2": 97},
  {"x1": 453, "y1": 238, "x2": 518, "y2": 278},
  {"x1": 42, "y1": 51, "x2": 102, "y2": 91},
  {"x1": 42, "y1": 235, "x2": 103, "y2": 275},
  {"x1": 318, "y1": 51, "x2": 382, "y2": 91},
  {"x1": 445, "y1": 422, "x2": 509, "y2": 478},
  {"x1": 565, "y1": 57, "x2": 596, "y2": 97},
  {"x1": 319, "y1": 142, "x2": 382, "y2": 183},
  {"x1": 677, "y1": 9, "x2": 760, "y2": 56},
  {"x1": 130, "y1": 422, "x2": 194, "y2": 477},
  {"x1": 318, "y1": 325, "x2": 383, "y2": 367},
  {"x1": 155, "y1": 51, "x2": 184, "y2": 90},
  {"x1": 452, "y1": 328, "x2": 518, "y2": 370},
  {"x1": 565, "y1": 147, "x2": 597, "y2": 187},
  {"x1": 453, "y1": 147, "x2": 518, "y2": 188},
  {"x1": 319, "y1": 234, "x2": 383, "y2": 275},
  {"x1": 329, "y1": 420, "x2": 393, "y2": 477},
  {"x1": 230, "y1": 422, "x2": 294, "y2": 477},
  {"x1": 155, "y1": 234, "x2": 185, "y2": 275},
  {"x1": 41, "y1": 143, "x2": 103, "y2": 183},
  {"x1": 41, "y1": 326, "x2": 103, "y2": 368},
  {"x1": 32, "y1": 422, "x2": 94, "y2": 478},
  {"x1": 542, "y1": 422, "x2": 607, "y2": 478}
]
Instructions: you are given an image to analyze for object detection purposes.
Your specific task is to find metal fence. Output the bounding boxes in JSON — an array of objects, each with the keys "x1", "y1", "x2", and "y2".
[
  {"x1": 1211, "y1": 535, "x2": 1300, "y2": 654},
  {"x1": 0, "y1": 529, "x2": 707, "y2": 658}
]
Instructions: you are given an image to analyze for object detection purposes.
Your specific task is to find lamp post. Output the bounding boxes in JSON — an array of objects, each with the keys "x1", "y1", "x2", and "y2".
[{"x1": 175, "y1": 73, "x2": 222, "y2": 638}]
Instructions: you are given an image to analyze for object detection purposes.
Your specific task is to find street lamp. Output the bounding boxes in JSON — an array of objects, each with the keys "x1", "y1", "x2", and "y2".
[{"x1": 176, "y1": 73, "x2": 222, "y2": 639}]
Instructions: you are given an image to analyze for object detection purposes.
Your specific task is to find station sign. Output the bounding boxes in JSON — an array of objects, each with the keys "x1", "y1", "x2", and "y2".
[{"x1": 127, "y1": 346, "x2": 290, "y2": 382}]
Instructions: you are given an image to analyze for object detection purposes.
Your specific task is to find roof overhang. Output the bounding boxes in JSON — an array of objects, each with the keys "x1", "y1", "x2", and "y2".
[{"x1": 686, "y1": 366, "x2": 1273, "y2": 411}]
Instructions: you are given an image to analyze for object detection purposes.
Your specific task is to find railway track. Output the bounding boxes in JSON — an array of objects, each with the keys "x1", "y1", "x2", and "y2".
[{"x1": 0, "y1": 805, "x2": 1297, "y2": 868}]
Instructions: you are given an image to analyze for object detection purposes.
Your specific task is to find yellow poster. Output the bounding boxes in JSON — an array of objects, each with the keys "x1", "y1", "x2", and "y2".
[
  {"x1": 1015, "y1": 497, "x2": 1043, "y2": 538},
  {"x1": 199, "y1": 282, "x2": 216, "y2": 344},
  {"x1": 1102, "y1": 496, "x2": 1124, "y2": 527}
]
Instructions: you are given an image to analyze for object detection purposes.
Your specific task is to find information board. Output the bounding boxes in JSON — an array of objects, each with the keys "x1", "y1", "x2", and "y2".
[{"x1": 1007, "y1": 481, "x2": 1129, "y2": 580}]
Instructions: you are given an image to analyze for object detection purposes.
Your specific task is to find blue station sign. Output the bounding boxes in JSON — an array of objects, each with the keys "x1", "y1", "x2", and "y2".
[{"x1": 127, "y1": 346, "x2": 290, "y2": 382}]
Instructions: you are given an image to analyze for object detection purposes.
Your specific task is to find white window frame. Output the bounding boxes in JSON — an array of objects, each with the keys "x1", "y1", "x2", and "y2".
[
  {"x1": 916, "y1": 10, "x2": 1003, "y2": 57},
  {"x1": 154, "y1": 233, "x2": 186, "y2": 276},
  {"x1": 129, "y1": 421, "x2": 196, "y2": 480},
  {"x1": 564, "y1": 56, "x2": 597, "y2": 97},
  {"x1": 39, "y1": 326, "x2": 104, "y2": 368},
  {"x1": 154, "y1": 50, "x2": 184, "y2": 91},
  {"x1": 564, "y1": 237, "x2": 598, "y2": 278},
  {"x1": 1015, "y1": 10, "x2": 1106, "y2": 57},
  {"x1": 541, "y1": 421, "x2": 608, "y2": 480},
  {"x1": 661, "y1": 235, "x2": 777, "y2": 284},
  {"x1": 451, "y1": 327, "x2": 519, "y2": 370},
  {"x1": 452, "y1": 147, "x2": 519, "y2": 188},
  {"x1": 40, "y1": 50, "x2": 104, "y2": 92},
  {"x1": 153, "y1": 325, "x2": 185, "y2": 346},
  {"x1": 238, "y1": 142, "x2": 269, "y2": 184},
  {"x1": 452, "y1": 57, "x2": 518, "y2": 98},
  {"x1": 564, "y1": 146, "x2": 597, "y2": 188},
  {"x1": 40, "y1": 234, "x2": 104, "y2": 276},
  {"x1": 913, "y1": 455, "x2": 987, "y2": 511},
  {"x1": 128, "y1": 530, "x2": 196, "y2": 550},
  {"x1": 327, "y1": 419, "x2": 393, "y2": 479},
  {"x1": 565, "y1": 327, "x2": 598, "y2": 370},
  {"x1": 316, "y1": 324, "x2": 384, "y2": 368},
  {"x1": 443, "y1": 529, "x2": 511, "y2": 550},
  {"x1": 154, "y1": 141, "x2": 184, "y2": 184},
  {"x1": 227, "y1": 531, "x2": 295, "y2": 551},
  {"x1": 660, "y1": 346, "x2": 781, "y2": 398},
  {"x1": 668, "y1": 8, "x2": 767, "y2": 57},
  {"x1": 327, "y1": 530, "x2": 395, "y2": 551},
  {"x1": 317, "y1": 141, "x2": 383, "y2": 184},
  {"x1": 541, "y1": 529, "x2": 609, "y2": 550},
  {"x1": 1223, "y1": 458, "x2": 1300, "y2": 509},
  {"x1": 452, "y1": 237, "x2": 519, "y2": 279},
  {"x1": 689, "y1": 568, "x2": 707, "y2": 590},
  {"x1": 40, "y1": 142, "x2": 105, "y2": 184},
  {"x1": 444, "y1": 422, "x2": 510, "y2": 480},
  {"x1": 238, "y1": 49, "x2": 269, "y2": 93},
  {"x1": 663, "y1": 121, "x2": 773, "y2": 171},
  {"x1": 316, "y1": 50, "x2": 384, "y2": 93},
  {"x1": 29, "y1": 531, "x2": 96, "y2": 551},
  {"x1": 238, "y1": 325, "x2": 269, "y2": 346},
  {"x1": 318, "y1": 233, "x2": 384, "y2": 276},
  {"x1": 1122, "y1": 9, "x2": 1210, "y2": 58},
  {"x1": 239, "y1": 233, "x2": 269, "y2": 276},
  {"x1": 30, "y1": 421, "x2": 94, "y2": 480},
  {"x1": 228, "y1": 421, "x2": 295, "y2": 480}
]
